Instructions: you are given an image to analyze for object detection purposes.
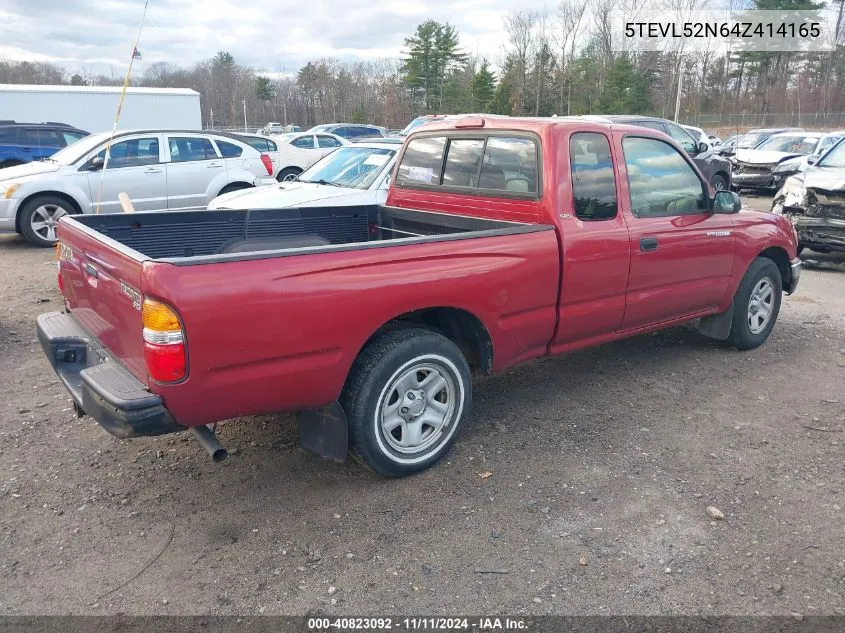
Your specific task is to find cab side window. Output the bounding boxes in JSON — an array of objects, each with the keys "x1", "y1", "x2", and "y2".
[
  {"x1": 622, "y1": 136, "x2": 707, "y2": 218},
  {"x1": 569, "y1": 132, "x2": 617, "y2": 221}
]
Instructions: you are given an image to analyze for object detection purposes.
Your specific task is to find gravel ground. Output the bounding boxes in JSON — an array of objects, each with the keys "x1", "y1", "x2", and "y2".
[{"x1": 1, "y1": 194, "x2": 843, "y2": 616}]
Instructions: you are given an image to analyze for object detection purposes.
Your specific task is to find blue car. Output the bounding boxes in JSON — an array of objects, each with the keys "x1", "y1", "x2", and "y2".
[{"x1": 0, "y1": 122, "x2": 89, "y2": 169}]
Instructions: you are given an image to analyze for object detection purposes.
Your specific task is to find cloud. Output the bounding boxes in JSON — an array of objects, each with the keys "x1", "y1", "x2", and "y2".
[{"x1": 0, "y1": 0, "x2": 546, "y2": 76}]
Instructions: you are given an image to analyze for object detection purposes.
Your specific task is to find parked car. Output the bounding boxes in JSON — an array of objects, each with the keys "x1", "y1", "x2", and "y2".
[
  {"x1": 681, "y1": 124, "x2": 713, "y2": 150},
  {"x1": 732, "y1": 132, "x2": 825, "y2": 191},
  {"x1": 600, "y1": 115, "x2": 733, "y2": 190},
  {"x1": 708, "y1": 134, "x2": 723, "y2": 147},
  {"x1": 722, "y1": 127, "x2": 805, "y2": 157},
  {"x1": 267, "y1": 131, "x2": 348, "y2": 181},
  {"x1": 40, "y1": 116, "x2": 800, "y2": 476},
  {"x1": 396, "y1": 115, "x2": 450, "y2": 136},
  {"x1": 209, "y1": 141, "x2": 398, "y2": 210},
  {"x1": 772, "y1": 136, "x2": 845, "y2": 254},
  {"x1": 771, "y1": 130, "x2": 845, "y2": 186},
  {"x1": 305, "y1": 123, "x2": 386, "y2": 140},
  {"x1": 718, "y1": 135, "x2": 740, "y2": 155},
  {"x1": 0, "y1": 121, "x2": 89, "y2": 169},
  {"x1": 0, "y1": 129, "x2": 276, "y2": 246},
  {"x1": 264, "y1": 122, "x2": 284, "y2": 134}
]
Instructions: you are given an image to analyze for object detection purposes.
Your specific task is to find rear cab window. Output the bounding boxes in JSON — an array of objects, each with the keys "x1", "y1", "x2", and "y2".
[
  {"x1": 396, "y1": 133, "x2": 539, "y2": 197},
  {"x1": 569, "y1": 132, "x2": 617, "y2": 221}
]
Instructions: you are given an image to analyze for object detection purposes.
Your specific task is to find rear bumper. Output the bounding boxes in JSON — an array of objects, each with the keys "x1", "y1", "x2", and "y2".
[{"x1": 37, "y1": 311, "x2": 184, "y2": 439}]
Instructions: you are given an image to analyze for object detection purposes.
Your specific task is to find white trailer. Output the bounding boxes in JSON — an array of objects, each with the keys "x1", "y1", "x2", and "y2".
[{"x1": 0, "y1": 84, "x2": 202, "y2": 133}]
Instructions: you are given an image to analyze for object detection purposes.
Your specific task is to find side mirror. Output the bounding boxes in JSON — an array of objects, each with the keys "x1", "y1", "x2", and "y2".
[
  {"x1": 806, "y1": 155, "x2": 818, "y2": 165},
  {"x1": 697, "y1": 141, "x2": 709, "y2": 154},
  {"x1": 89, "y1": 156, "x2": 105, "y2": 170},
  {"x1": 713, "y1": 189, "x2": 741, "y2": 214}
]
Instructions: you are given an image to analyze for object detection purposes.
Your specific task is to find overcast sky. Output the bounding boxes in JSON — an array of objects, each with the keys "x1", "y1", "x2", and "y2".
[{"x1": 0, "y1": 0, "x2": 549, "y2": 76}]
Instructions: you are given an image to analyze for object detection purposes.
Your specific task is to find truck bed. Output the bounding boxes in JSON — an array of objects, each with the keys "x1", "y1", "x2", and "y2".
[{"x1": 69, "y1": 205, "x2": 546, "y2": 262}]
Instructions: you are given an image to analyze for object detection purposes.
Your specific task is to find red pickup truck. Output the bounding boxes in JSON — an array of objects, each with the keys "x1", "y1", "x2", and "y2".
[{"x1": 39, "y1": 116, "x2": 801, "y2": 477}]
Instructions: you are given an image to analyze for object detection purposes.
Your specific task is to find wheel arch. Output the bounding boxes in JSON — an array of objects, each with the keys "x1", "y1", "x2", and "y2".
[
  {"x1": 15, "y1": 191, "x2": 83, "y2": 233},
  {"x1": 757, "y1": 245, "x2": 792, "y2": 289},
  {"x1": 356, "y1": 306, "x2": 494, "y2": 376}
]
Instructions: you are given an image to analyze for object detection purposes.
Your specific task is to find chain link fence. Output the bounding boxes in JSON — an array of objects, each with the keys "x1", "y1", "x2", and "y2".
[{"x1": 683, "y1": 113, "x2": 845, "y2": 132}]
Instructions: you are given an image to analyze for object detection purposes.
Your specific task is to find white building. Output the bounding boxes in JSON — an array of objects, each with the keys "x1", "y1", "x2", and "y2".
[{"x1": 0, "y1": 84, "x2": 202, "y2": 133}]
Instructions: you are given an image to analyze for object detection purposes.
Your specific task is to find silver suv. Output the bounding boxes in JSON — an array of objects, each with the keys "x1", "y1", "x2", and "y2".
[{"x1": 0, "y1": 130, "x2": 277, "y2": 246}]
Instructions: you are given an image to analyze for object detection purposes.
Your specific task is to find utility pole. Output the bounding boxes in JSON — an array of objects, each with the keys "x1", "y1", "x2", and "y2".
[
  {"x1": 674, "y1": 66, "x2": 683, "y2": 122},
  {"x1": 243, "y1": 99, "x2": 247, "y2": 132}
]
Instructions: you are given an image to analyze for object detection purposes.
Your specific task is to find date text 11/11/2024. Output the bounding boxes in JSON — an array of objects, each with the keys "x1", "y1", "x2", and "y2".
[{"x1": 307, "y1": 617, "x2": 529, "y2": 630}]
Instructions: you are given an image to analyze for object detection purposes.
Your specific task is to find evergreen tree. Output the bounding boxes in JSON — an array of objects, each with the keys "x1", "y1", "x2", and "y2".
[{"x1": 471, "y1": 59, "x2": 496, "y2": 112}]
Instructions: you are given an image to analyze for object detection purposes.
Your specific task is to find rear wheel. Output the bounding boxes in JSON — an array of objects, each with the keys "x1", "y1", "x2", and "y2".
[
  {"x1": 729, "y1": 257, "x2": 782, "y2": 350},
  {"x1": 277, "y1": 167, "x2": 302, "y2": 182},
  {"x1": 340, "y1": 328, "x2": 472, "y2": 477},
  {"x1": 710, "y1": 173, "x2": 728, "y2": 191},
  {"x1": 218, "y1": 182, "x2": 252, "y2": 196},
  {"x1": 19, "y1": 195, "x2": 77, "y2": 247}
]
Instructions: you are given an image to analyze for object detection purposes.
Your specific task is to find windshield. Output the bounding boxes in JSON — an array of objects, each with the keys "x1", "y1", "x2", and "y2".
[
  {"x1": 755, "y1": 134, "x2": 819, "y2": 154},
  {"x1": 48, "y1": 132, "x2": 110, "y2": 165},
  {"x1": 737, "y1": 132, "x2": 768, "y2": 148},
  {"x1": 400, "y1": 117, "x2": 440, "y2": 136},
  {"x1": 818, "y1": 138, "x2": 845, "y2": 168},
  {"x1": 817, "y1": 135, "x2": 842, "y2": 154},
  {"x1": 299, "y1": 147, "x2": 395, "y2": 189}
]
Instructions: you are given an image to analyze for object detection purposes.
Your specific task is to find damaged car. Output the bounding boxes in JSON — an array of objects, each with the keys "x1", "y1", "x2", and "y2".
[
  {"x1": 772, "y1": 137, "x2": 845, "y2": 254},
  {"x1": 770, "y1": 130, "x2": 845, "y2": 187},
  {"x1": 732, "y1": 132, "x2": 824, "y2": 191}
]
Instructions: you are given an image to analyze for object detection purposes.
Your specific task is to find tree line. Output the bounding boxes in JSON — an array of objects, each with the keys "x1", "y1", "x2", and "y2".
[{"x1": 2, "y1": 0, "x2": 844, "y2": 131}]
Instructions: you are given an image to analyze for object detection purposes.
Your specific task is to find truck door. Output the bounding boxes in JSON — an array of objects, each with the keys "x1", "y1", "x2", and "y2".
[
  {"x1": 551, "y1": 130, "x2": 631, "y2": 351},
  {"x1": 615, "y1": 133, "x2": 735, "y2": 331}
]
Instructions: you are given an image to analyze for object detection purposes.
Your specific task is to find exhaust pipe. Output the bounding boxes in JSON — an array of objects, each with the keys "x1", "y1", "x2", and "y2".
[{"x1": 190, "y1": 425, "x2": 228, "y2": 462}]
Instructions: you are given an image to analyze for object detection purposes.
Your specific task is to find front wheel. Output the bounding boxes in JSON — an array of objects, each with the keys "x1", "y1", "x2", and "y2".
[
  {"x1": 340, "y1": 328, "x2": 472, "y2": 477},
  {"x1": 729, "y1": 257, "x2": 783, "y2": 350},
  {"x1": 19, "y1": 195, "x2": 76, "y2": 247}
]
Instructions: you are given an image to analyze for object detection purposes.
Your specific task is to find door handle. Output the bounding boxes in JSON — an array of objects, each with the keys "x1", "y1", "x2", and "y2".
[
  {"x1": 640, "y1": 236, "x2": 658, "y2": 251},
  {"x1": 144, "y1": 167, "x2": 162, "y2": 173},
  {"x1": 207, "y1": 162, "x2": 222, "y2": 168}
]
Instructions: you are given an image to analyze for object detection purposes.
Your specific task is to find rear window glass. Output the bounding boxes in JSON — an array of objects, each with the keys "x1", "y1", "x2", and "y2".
[
  {"x1": 442, "y1": 139, "x2": 484, "y2": 187},
  {"x1": 216, "y1": 141, "x2": 243, "y2": 158},
  {"x1": 397, "y1": 135, "x2": 538, "y2": 195},
  {"x1": 396, "y1": 136, "x2": 446, "y2": 186}
]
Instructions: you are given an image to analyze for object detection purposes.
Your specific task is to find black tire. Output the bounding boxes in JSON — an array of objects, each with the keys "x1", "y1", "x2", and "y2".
[
  {"x1": 729, "y1": 257, "x2": 783, "y2": 351},
  {"x1": 340, "y1": 327, "x2": 472, "y2": 477},
  {"x1": 277, "y1": 167, "x2": 301, "y2": 182},
  {"x1": 796, "y1": 242, "x2": 806, "y2": 256},
  {"x1": 218, "y1": 182, "x2": 253, "y2": 196},
  {"x1": 18, "y1": 195, "x2": 77, "y2": 247},
  {"x1": 710, "y1": 173, "x2": 728, "y2": 191}
]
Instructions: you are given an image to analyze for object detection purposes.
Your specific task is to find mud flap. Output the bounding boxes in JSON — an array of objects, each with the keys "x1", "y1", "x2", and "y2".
[
  {"x1": 695, "y1": 301, "x2": 734, "y2": 341},
  {"x1": 298, "y1": 402, "x2": 349, "y2": 463}
]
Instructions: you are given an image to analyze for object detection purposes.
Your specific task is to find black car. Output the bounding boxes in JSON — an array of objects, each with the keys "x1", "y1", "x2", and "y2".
[
  {"x1": 0, "y1": 121, "x2": 89, "y2": 168},
  {"x1": 305, "y1": 124, "x2": 386, "y2": 141},
  {"x1": 601, "y1": 115, "x2": 733, "y2": 191}
]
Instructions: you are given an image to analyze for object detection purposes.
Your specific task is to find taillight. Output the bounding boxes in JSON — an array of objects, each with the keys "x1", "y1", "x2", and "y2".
[
  {"x1": 260, "y1": 153, "x2": 273, "y2": 176},
  {"x1": 142, "y1": 298, "x2": 186, "y2": 382}
]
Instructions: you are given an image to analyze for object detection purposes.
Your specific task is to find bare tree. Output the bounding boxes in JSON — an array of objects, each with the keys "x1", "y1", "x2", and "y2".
[{"x1": 504, "y1": 10, "x2": 537, "y2": 115}]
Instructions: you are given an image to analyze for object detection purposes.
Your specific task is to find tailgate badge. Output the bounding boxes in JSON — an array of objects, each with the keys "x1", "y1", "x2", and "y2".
[{"x1": 121, "y1": 282, "x2": 142, "y2": 310}]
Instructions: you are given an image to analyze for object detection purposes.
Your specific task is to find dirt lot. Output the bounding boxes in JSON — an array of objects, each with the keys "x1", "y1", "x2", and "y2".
[{"x1": 1, "y1": 194, "x2": 844, "y2": 617}]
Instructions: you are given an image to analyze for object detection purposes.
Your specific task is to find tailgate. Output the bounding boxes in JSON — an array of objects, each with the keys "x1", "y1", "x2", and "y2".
[{"x1": 57, "y1": 218, "x2": 148, "y2": 385}]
